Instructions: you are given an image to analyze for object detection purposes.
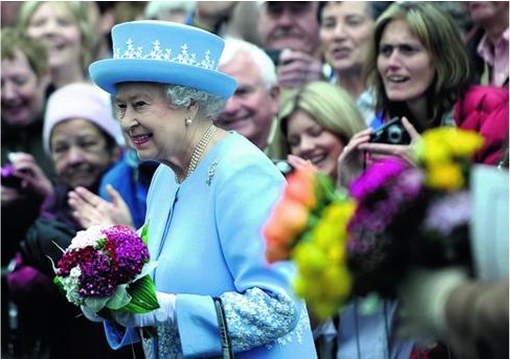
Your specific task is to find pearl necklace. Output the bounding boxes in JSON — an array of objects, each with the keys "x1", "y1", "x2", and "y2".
[{"x1": 178, "y1": 123, "x2": 217, "y2": 182}]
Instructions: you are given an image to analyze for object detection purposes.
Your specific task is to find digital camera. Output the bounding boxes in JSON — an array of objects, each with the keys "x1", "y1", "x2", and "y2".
[
  {"x1": 1, "y1": 164, "x2": 22, "y2": 189},
  {"x1": 370, "y1": 117, "x2": 411, "y2": 145}
]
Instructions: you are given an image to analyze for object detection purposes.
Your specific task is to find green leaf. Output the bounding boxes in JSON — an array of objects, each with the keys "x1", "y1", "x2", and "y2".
[
  {"x1": 106, "y1": 284, "x2": 132, "y2": 310},
  {"x1": 53, "y1": 276, "x2": 66, "y2": 295},
  {"x1": 122, "y1": 275, "x2": 160, "y2": 313},
  {"x1": 141, "y1": 221, "x2": 150, "y2": 246},
  {"x1": 84, "y1": 296, "x2": 109, "y2": 313}
]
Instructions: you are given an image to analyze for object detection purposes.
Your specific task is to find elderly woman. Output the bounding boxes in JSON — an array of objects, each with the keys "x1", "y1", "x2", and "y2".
[
  {"x1": 8, "y1": 82, "x2": 131, "y2": 358},
  {"x1": 75, "y1": 21, "x2": 316, "y2": 357}
]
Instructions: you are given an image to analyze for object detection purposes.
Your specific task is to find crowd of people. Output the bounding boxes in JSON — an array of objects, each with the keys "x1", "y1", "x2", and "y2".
[{"x1": 1, "y1": 1, "x2": 508, "y2": 358}]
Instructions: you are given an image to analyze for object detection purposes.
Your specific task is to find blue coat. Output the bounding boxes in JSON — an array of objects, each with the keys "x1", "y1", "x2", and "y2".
[{"x1": 104, "y1": 132, "x2": 317, "y2": 358}]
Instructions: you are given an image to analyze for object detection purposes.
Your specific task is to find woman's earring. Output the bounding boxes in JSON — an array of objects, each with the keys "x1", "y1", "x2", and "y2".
[{"x1": 185, "y1": 117, "x2": 192, "y2": 126}]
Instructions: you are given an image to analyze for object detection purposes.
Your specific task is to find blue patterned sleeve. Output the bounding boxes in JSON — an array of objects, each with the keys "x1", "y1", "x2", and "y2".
[{"x1": 220, "y1": 287, "x2": 310, "y2": 351}]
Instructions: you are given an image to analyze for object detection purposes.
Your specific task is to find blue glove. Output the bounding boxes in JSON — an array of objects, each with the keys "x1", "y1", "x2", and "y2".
[{"x1": 115, "y1": 291, "x2": 176, "y2": 328}]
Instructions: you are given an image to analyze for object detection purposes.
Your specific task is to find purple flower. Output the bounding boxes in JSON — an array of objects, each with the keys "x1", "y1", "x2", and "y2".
[
  {"x1": 56, "y1": 225, "x2": 150, "y2": 299},
  {"x1": 350, "y1": 158, "x2": 410, "y2": 199},
  {"x1": 422, "y1": 191, "x2": 471, "y2": 236}
]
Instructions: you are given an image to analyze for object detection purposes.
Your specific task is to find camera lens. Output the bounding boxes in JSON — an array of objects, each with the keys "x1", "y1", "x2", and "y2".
[{"x1": 387, "y1": 125, "x2": 403, "y2": 144}]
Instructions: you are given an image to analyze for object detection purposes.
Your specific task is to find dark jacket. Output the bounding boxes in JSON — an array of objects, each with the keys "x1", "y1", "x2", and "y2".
[
  {"x1": 1, "y1": 118, "x2": 56, "y2": 267},
  {"x1": 8, "y1": 183, "x2": 143, "y2": 358}
]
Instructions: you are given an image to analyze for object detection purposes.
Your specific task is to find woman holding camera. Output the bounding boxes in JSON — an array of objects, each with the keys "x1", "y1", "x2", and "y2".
[{"x1": 338, "y1": 2, "x2": 509, "y2": 188}]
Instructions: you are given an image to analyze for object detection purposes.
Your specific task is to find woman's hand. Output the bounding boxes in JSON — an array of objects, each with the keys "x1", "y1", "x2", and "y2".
[
  {"x1": 7, "y1": 152, "x2": 54, "y2": 199},
  {"x1": 68, "y1": 184, "x2": 134, "y2": 228},
  {"x1": 287, "y1": 154, "x2": 317, "y2": 173},
  {"x1": 115, "y1": 292, "x2": 176, "y2": 328},
  {"x1": 358, "y1": 117, "x2": 422, "y2": 166},
  {"x1": 336, "y1": 128, "x2": 372, "y2": 189}
]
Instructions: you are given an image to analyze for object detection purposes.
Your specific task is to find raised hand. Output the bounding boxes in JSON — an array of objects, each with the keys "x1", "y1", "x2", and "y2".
[
  {"x1": 336, "y1": 128, "x2": 372, "y2": 189},
  {"x1": 5, "y1": 152, "x2": 54, "y2": 199},
  {"x1": 358, "y1": 117, "x2": 422, "y2": 166},
  {"x1": 68, "y1": 184, "x2": 134, "y2": 228},
  {"x1": 277, "y1": 50, "x2": 324, "y2": 89}
]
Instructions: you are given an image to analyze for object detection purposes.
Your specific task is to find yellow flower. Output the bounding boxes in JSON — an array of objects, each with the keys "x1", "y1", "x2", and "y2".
[
  {"x1": 449, "y1": 130, "x2": 485, "y2": 157},
  {"x1": 426, "y1": 162, "x2": 464, "y2": 190},
  {"x1": 417, "y1": 127, "x2": 484, "y2": 166},
  {"x1": 292, "y1": 242, "x2": 328, "y2": 275},
  {"x1": 321, "y1": 266, "x2": 352, "y2": 299}
]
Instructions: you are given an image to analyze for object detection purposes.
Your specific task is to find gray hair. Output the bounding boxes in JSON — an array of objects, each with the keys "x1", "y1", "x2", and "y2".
[
  {"x1": 219, "y1": 37, "x2": 277, "y2": 90},
  {"x1": 166, "y1": 85, "x2": 226, "y2": 120},
  {"x1": 144, "y1": 1, "x2": 196, "y2": 20}
]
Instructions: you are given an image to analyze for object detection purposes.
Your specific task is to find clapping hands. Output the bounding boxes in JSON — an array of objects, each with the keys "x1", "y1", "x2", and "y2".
[{"x1": 68, "y1": 184, "x2": 134, "y2": 228}]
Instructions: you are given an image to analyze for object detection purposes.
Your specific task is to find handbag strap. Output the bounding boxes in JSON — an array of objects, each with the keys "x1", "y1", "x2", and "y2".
[{"x1": 213, "y1": 297, "x2": 234, "y2": 358}]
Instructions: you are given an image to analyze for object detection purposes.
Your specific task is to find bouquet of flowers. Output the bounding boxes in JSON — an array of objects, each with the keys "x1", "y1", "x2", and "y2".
[
  {"x1": 264, "y1": 163, "x2": 356, "y2": 319},
  {"x1": 264, "y1": 127, "x2": 484, "y2": 320},
  {"x1": 52, "y1": 223, "x2": 159, "y2": 327}
]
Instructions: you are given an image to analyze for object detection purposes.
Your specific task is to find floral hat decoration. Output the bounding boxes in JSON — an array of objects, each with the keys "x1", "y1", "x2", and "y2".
[{"x1": 89, "y1": 20, "x2": 237, "y2": 99}]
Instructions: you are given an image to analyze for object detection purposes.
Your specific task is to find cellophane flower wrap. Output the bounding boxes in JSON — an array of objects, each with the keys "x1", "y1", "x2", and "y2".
[
  {"x1": 264, "y1": 127, "x2": 484, "y2": 319},
  {"x1": 53, "y1": 223, "x2": 159, "y2": 323}
]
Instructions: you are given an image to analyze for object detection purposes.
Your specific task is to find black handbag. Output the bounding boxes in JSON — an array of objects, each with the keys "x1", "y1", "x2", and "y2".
[{"x1": 213, "y1": 297, "x2": 234, "y2": 358}]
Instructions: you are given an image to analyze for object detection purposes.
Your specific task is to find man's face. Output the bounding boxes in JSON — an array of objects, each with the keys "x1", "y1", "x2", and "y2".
[
  {"x1": 216, "y1": 51, "x2": 279, "y2": 150},
  {"x1": 465, "y1": 2, "x2": 508, "y2": 25},
  {"x1": 257, "y1": 1, "x2": 320, "y2": 55}
]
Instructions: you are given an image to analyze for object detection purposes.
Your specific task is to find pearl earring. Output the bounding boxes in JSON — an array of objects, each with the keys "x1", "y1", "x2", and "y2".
[{"x1": 185, "y1": 118, "x2": 192, "y2": 126}]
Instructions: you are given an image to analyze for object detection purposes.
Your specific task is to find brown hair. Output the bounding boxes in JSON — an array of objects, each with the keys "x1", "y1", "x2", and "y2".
[{"x1": 364, "y1": 2, "x2": 474, "y2": 129}]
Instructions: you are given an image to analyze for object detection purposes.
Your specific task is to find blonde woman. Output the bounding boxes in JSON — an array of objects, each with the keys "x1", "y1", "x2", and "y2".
[{"x1": 17, "y1": 1, "x2": 99, "y2": 88}]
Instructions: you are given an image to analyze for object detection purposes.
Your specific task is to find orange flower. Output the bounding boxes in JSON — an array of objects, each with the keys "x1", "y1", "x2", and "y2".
[
  {"x1": 284, "y1": 166, "x2": 317, "y2": 209},
  {"x1": 263, "y1": 197, "x2": 310, "y2": 262},
  {"x1": 265, "y1": 240, "x2": 290, "y2": 263}
]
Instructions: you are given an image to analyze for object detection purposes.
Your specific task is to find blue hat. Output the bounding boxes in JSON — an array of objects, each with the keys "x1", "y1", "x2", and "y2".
[{"x1": 89, "y1": 21, "x2": 237, "y2": 99}]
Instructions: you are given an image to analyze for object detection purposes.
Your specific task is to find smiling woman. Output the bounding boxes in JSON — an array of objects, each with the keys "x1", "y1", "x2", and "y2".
[
  {"x1": 70, "y1": 20, "x2": 318, "y2": 358},
  {"x1": 8, "y1": 82, "x2": 131, "y2": 358},
  {"x1": 275, "y1": 81, "x2": 366, "y2": 183},
  {"x1": 17, "y1": 1, "x2": 98, "y2": 88},
  {"x1": 337, "y1": 1, "x2": 508, "y2": 189}
]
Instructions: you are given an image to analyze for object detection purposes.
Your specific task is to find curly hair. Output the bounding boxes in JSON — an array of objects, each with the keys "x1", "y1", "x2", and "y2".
[{"x1": 166, "y1": 85, "x2": 227, "y2": 120}]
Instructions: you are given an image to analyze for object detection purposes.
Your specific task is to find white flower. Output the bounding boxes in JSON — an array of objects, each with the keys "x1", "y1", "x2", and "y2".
[
  {"x1": 68, "y1": 225, "x2": 107, "y2": 250},
  {"x1": 61, "y1": 266, "x2": 83, "y2": 306}
]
